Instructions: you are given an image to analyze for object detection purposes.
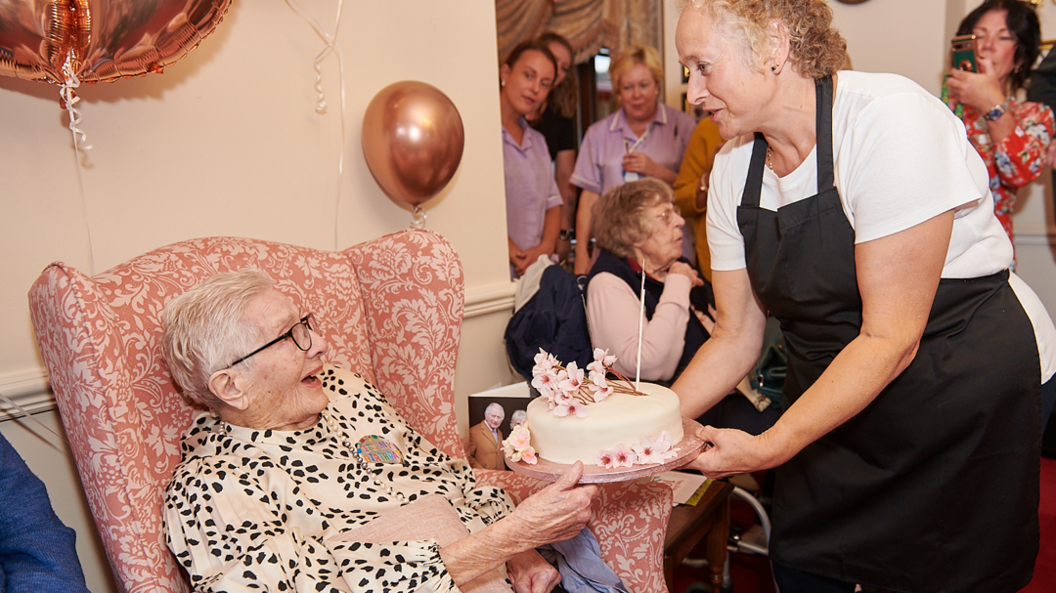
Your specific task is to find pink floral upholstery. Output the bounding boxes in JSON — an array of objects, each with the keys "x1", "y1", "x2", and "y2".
[
  {"x1": 28, "y1": 230, "x2": 671, "y2": 593},
  {"x1": 477, "y1": 470, "x2": 673, "y2": 593}
]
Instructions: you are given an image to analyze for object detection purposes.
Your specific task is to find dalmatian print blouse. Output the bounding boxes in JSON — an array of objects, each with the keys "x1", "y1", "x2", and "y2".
[{"x1": 164, "y1": 365, "x2": 515, "y2": 592}]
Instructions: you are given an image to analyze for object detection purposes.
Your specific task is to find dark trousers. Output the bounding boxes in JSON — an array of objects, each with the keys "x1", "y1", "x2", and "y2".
[
  {"x1": 1042, "y1": 374, "x2": 1055, "y2": 434},
  {"x1": 771, "y1": 561, "x2": 856, "y2": 593}
]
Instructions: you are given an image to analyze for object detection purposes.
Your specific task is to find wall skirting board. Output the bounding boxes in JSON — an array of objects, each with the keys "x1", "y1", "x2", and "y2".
[
  {"x1": 1018, "y1": 229, "x2": 1056, "y2": 247},
  {"x1": 1, "y1": 281, "x2": 517, "y2": 422},
  {"x1": 0, "y1": 368, "x2": 54, "y2": 420}
]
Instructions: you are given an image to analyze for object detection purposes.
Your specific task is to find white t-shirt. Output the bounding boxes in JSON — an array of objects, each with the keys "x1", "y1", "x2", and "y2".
[{"x1": 707, "y1": 70, "x2": 1055, "y2": 381}]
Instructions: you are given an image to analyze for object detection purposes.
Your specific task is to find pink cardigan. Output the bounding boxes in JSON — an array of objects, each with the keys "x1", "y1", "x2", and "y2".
[{"x1": 585, "y1": 271, "x2": 693, "y2": 381}]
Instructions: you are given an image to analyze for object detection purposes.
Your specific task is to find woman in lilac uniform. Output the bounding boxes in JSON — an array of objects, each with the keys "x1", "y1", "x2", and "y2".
[
  {"x1": 571, "y1": 44, "x2": 696, "y2": 273},
  {"x1": 500, "y1": 40, "x2": 563, "y2": 278}
]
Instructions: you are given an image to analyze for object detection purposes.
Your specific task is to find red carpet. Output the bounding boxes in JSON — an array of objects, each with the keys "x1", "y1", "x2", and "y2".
[
  {"x1": 1022, "y1": 456, "x2": 1056, "y2": 593},
  {"x1": 672, "y1": 457, "x2": 1056, "y2": 593}
]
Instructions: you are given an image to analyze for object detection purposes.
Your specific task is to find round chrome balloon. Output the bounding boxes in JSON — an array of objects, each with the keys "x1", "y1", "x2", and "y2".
[{"x1": 361, "y1": 81, "x2": 465, "y2": 209}]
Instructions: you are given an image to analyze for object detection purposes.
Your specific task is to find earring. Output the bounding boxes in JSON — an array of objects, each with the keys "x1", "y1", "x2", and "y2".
[
  {"x1": 771, "y1": 65, "x2": 777, "y2": 72},
  {"x1": 500, "y1": 80, "x2": 506, "y2": 87}
]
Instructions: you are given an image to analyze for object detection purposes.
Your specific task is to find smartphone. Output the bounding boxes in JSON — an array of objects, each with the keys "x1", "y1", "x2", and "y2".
[{"x1": 951, "y1": 34, "x2": 978, "y2": 72}]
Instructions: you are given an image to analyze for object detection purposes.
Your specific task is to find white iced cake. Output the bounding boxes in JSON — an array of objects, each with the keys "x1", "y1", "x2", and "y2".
[{"x1": 524, "y1": 382, "x2": 684, "y2": 467}]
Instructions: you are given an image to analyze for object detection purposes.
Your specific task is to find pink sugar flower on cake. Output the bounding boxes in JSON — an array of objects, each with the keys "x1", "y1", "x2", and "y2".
[
  {"x1": 533, "y1": 349, "x2": 559, "y2": 373},
  {"x1": 595, "y1": 449, "x2": 614, "y2": 468},
  {"x1": 631, "y1": 432, "x2": 678, "y2": 465},
  {"x1": 656, "y1": 431, "x2": 678, "y2": 457},
  {"x1": 531, "y1": 370, "x2": 558, "y2": 398},
  {"x1": 610, "y1": 443, "x2": 637, "y2": 468},
  {"x1": 502, "y1": 424, "x2": 537, "y2": 464},
  {"x1": 587, "y1": 372, "x2": 613, "y2": 402},
  {"x1": 558, "y1": 362, "x2": 585, "y2": 392},
  {"x1": 630, "y1": 437, "x2": 663, "y2": 465},
  {"x1": 596, "y1": 444, "x2": 637, "y2": 468},
  {"x1": 519, "y1": 447, "x2": 537, "y2": 464},
  {"x1": 554, "y1": 396, "x2": 588, "y2": 418},
  {"x1": 592, "y1": 347, "x2": 617, "y2": 369}
]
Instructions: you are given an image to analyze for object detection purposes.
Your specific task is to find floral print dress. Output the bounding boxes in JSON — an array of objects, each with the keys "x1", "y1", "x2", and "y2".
[{"x1": 960, "y1": 99, "x2": 1055, "y2": 251}]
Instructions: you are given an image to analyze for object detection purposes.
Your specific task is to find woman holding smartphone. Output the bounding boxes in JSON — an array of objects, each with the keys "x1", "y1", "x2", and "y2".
[{"x1": 946, "y1": 0, "x2": 1054, "y2": 255}]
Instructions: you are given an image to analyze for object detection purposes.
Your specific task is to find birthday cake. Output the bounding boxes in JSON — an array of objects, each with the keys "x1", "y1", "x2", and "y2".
[{"x1": 504, "y1": 349, "x2": 684, "y2": 468}]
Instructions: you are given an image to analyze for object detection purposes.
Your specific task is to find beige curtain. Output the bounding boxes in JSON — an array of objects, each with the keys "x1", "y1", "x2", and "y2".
[{"x1": 496, "y1": 0, "x2": 661, "y2": 65}]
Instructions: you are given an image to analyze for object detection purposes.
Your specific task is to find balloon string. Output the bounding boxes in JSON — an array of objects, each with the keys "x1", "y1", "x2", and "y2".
[
  {"x1": 410, "y1": 206, "x2": 427, "y2": 229},
  {"x1": 61, "y1": 52, "x2": 97, "y2": 275},
  {"x1": 284, "y1": 0, "x2": 346, "y2": 251},
  {"x1": 285, "y1": 0, "x2": 344, "y2": 115},
  {"x1": 61, "y1": 54, "x2": 92, "y2": 151}
]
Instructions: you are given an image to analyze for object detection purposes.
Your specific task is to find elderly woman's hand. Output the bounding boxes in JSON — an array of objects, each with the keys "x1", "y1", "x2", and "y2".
[
  {"x1": 506, "y1": 550, "x2": 562, "y2": 593},
  {"x1": 668, "y1": 261, "x2": 704, "y2": 287},
  {"x1": 505, "y1": 462, "x2": 598, "y2": 548}
]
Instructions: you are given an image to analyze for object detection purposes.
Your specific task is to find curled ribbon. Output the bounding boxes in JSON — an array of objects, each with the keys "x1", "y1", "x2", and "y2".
[{"x1": 60, "y1": 53, "x2": 91, "y2": 151}]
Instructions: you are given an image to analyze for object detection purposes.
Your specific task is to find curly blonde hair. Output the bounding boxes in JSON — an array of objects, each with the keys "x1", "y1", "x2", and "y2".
[{"x1": 680, "y1": 0, "x2": 846, "y2": 78}]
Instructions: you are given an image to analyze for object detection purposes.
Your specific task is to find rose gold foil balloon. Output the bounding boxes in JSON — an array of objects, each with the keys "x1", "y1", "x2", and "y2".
[
  {"x1": 362, "y1": 81, "x2": 465, "y2": 209},
  {"x1": 0, "y1": 0, "x2": 230, "y2": 85}
]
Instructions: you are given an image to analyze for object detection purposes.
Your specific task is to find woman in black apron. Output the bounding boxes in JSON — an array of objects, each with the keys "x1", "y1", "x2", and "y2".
[{"x1": 672, "y1": 2, "x2": 1054, "y2": 592}]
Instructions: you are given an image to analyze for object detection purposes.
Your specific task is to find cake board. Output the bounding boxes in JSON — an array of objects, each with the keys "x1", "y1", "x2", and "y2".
[{"x1": 506, "y1": 418, "x2": 706, "y2": 484}]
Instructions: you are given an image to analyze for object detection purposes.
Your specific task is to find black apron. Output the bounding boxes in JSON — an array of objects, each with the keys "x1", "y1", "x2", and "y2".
[{"x1": 737, "y1": 76, "x2": 1041, "y2": 593}]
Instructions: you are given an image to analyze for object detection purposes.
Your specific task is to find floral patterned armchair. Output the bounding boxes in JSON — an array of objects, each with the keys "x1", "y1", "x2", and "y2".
[{"x1": 28, "y1": 230, "x2": 672, "y2": 593}]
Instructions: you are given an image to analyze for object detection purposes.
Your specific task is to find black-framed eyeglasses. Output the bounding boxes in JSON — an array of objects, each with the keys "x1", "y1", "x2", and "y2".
[{"x1": 227, "y1": 313, "x2": 316, "y2": 368}]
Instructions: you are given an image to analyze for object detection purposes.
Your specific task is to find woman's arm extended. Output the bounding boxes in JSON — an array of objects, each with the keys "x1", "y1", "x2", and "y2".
[
  {"x1": 684, "y1": 211, "x2": 953, "y2": 477},
  {"x1": 673, "y1": 266, "x2": 768, "y2": 419}
]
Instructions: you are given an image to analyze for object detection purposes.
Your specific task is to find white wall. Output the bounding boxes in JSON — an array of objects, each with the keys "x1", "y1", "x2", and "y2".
[{"x1": 0, "y1": 2, "x2": 522, "y2": 411}]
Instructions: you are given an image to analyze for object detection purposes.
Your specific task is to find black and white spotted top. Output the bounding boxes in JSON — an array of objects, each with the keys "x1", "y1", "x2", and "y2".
[{"x1": 164, "y1": 365, "x2": 514, "y2": 592}]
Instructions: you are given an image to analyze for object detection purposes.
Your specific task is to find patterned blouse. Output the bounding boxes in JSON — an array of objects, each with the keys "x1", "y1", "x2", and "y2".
[
  {"x1": 164, "y1": 365, "x2": 514, "y2": 593},
  {"x1": 960, "y1": 99, "x2": 1054, "y2": 245}
]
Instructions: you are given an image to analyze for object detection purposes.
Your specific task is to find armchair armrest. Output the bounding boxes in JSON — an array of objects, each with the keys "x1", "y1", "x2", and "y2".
[{"x1": 476, "y1": 470, "x2": 673, "y2": 593}]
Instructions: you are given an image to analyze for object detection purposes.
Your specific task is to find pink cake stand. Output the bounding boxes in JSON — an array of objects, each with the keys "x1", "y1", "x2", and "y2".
[{"x1": 505, "y1": 418, "x2": 706, "y2": 484}]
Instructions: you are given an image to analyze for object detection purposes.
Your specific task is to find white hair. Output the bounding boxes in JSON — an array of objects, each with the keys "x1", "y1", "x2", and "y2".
[{"x1": 160, "y1": 269, "x2": 273, "y2": 408}]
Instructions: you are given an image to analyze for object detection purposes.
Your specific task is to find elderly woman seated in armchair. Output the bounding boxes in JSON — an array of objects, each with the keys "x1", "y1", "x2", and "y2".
[
  {"x1": 159, "y1": 269, "x2": 598, "y2": 593},
  {"x1": 585, "y1": 178, "x2": 711, "y2": 383}
]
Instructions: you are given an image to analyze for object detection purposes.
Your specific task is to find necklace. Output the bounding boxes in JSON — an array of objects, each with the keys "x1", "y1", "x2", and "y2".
[{"x1": 767, "y1": 146, "x2": 775, "y2": 171}]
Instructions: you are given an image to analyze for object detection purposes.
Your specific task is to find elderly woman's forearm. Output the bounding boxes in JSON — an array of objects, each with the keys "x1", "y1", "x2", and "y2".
[{"x1": 438, "y1": 520, "x2": 531, "y2": 586}]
